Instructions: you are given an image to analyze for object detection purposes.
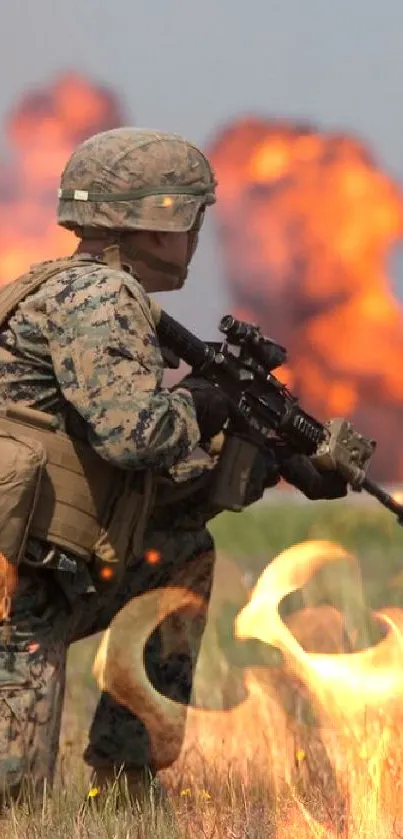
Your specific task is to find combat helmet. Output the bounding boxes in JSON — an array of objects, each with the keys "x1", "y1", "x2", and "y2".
[{"x1": 57, "y1": 127, "x2": 217, "y2": 234}]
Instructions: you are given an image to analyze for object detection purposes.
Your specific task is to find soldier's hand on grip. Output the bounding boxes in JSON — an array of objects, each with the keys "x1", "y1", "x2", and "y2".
[
  {"x1": 174, "y1": 375, "x2": 230, "y2": 443},
  {"x1": 276, "y1": 445, "x2": 348, "y2": 500},
  {"x1": 241, "y1": 446, "x2": 282, "y2": 506}
]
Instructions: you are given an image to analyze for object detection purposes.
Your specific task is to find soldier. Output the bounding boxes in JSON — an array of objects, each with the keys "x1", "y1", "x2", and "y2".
[{"x1": 0, "y1": 127, "x2": 347, "y2": 809}]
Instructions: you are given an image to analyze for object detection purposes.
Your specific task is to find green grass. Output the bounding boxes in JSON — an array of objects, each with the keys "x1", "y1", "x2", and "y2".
[
  {"x1": 210, "y1": 498, "x2": 403, "y2": 560},
  {"x1": 210, "y1": 499, "x2": 403, "y2": 609}
]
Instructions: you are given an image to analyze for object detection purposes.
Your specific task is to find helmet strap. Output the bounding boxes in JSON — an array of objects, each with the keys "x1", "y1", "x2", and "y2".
[
  {"x1": 124, "y1": 246, "x2": 185, "y2": 277},
  {"x1": 102, "y1": 244, "x2": 122, "y2": 270}
]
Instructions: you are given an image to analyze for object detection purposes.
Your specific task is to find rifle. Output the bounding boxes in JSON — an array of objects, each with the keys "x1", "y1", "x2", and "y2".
[{"x1": 151, "y1": 302, "x2": 403, "y2": 524}]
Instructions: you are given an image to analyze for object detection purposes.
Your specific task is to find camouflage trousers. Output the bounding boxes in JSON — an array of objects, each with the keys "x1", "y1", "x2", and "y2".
[{"x1": 0, "y1": 520, "x2": 215, "y2": 801}]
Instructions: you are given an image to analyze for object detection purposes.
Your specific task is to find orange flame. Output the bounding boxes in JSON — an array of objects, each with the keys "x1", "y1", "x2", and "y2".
[
  {"x1": 92, "y1": 540, "x2": 403, "y2": 836},
  {"x1": 99, "y1": 566, "x2": 115, "y2": 581},
  {"x1": 208, "y1": 118, "x2": 403, "y2": 482},
  {"x1": 0, "y1": 552, "x2": 17, "y2": 623},
  {"x1": 0, "y1": 72, "x2": 126, "y2": 284},
  {"x1": 145, "y1": 548, "x2": 162, "y2": 565},
  {"x1": 236, "y1": 541, "x2": 403, "y2": 835}
]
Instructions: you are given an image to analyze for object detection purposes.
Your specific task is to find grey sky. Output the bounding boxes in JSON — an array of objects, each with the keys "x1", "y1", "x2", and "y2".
[{"x1": 0, "y1": 0, "x2": 402, "y2": 333}]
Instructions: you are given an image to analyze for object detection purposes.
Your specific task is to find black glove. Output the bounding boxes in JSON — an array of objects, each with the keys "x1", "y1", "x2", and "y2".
[
  {"x1": 247, "y1": 446, "x2": 282, "y2": 503},
  {"x1": 175, "y1": 375, "x2": 230, "y2": 443},
  {"x1": 275, "y1": 444, "x2": 348, "y2": 500}
]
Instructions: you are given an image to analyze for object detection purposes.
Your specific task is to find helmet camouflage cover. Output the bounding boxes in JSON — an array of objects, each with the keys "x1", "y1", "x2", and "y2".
[{"x1": 57, "y1": 127, "x2": 217, "y2": 233}]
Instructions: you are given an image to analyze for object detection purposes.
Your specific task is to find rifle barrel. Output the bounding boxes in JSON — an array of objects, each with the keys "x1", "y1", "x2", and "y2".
[{"x1": 362, "y1": 477, "x2": 403, "y2": 522}]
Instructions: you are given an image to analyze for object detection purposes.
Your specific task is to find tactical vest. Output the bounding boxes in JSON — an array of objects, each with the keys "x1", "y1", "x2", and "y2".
[{"x1": 0, "y1": 257, "x2": 159, "y2": 583}]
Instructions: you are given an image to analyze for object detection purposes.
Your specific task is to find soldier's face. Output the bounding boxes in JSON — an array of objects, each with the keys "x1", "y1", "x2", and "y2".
[
  {"x1": 150, "y1": 227, "x2": 202, "y2": 290},
  {"x1": 162, "y1": 208, "x2": 206, "y2": 285},
  {"x1": 121, "y1": 214, "x2": 204, "y2": 292},
  {"x1": 164, "y1": 231, "x2": 196, "y2": 268}
]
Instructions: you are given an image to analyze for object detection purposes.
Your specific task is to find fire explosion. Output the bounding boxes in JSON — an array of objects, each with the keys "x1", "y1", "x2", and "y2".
[
  {"x1": 0, "y1": 72, "x2": 126, "y2": 284},
  {"x1": 207, "y1": 118, "x2": 403, "y2": 483}
]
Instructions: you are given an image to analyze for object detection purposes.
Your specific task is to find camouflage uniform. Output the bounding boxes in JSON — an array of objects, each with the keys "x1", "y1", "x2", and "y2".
[{"x1": 0, "y1": 129, "x2": 267, "y2": 802}]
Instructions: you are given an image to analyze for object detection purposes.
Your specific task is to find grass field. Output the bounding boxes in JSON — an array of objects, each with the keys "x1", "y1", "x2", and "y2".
[{"x1": 2, "y1": 496, "x2": 403, "y2": 837}]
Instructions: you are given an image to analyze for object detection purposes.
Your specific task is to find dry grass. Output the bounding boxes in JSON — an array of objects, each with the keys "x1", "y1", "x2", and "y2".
[
  {"x1": 0, "y1": 752, "x2": 314, "y2": 839},
  {"x1": 3, "y1": 754, "x2": 403, "y2": 838}
]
